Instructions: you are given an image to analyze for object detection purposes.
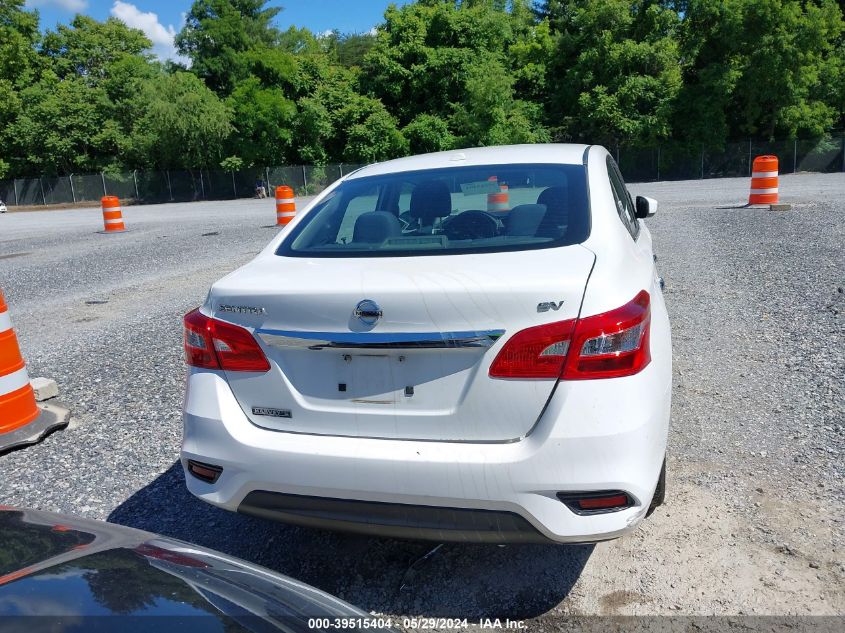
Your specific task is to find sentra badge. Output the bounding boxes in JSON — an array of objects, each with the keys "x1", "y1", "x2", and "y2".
[{"x1": 219, "y1": 304, "x2": 266, "y2": 315}]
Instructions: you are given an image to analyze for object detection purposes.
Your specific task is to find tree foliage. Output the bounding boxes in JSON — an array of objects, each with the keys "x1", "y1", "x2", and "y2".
[
  {"x1": 0, "y1": 0, "x2": 842, "y2": 179},
  {"x1": 176, "y1": 0, "x2": 282, "y2": 95}
]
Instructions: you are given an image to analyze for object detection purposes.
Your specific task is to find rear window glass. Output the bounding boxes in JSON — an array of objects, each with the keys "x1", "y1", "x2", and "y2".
[{"x1": 276, "y1": 163, "x2": 590, "y2": 257}]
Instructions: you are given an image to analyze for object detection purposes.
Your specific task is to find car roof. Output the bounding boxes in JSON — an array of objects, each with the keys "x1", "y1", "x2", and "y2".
[{"x1": 348, "y1": 143, "x2": 591, "y2": 179}]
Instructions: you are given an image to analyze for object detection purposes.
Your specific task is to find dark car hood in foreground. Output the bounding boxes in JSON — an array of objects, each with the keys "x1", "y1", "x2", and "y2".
[{"x1": 0, "y1": 507, "x2": 368, "y2": 632}]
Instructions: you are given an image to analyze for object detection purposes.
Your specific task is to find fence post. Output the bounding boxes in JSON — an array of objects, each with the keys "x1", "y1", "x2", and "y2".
[
  {"x1": 265, "y1": 166, "x2": 270, "y2": 191},
  {"x1": 101, "y1": 172, "x2": 107, "y2": 197},
  {"x1": 133, "y1": 170, "x2": 139, "y2": 201},
  {"x1": 656, "y1": 146, "x2": 660, "y2": 181},
  {"x1": 302, "y1": 165, "x2": 308, "y2": 193},
  {"x1": 166, "y1": 170, "x2": 174, "y2": 201},
  {"x1": 842, "y1": 133, "x2": 844, "y2": 172},
  {"x1": 12, "y1": 179, "x2": 18, "y2": 206},
  {"x1": 39, "y1": 177, "x2": 46, "y2": 205},
  {"x1": 69, "y1": 174, "x2": 76, "y2": 203},
  {"x1": 748, "y1": 139, "x2": 752, "y2": 176},
  {"x1": 339, "y1": 163, "x2": 344, "y2": 177},
  {"x1": 700, "y1": 146, "x2": 704, "y2": 179},
  {"x1": 231, "y1": 171, "x2": 237, "y2": 197},
  {"x1": 793, "y1": 138, "x2": 797, "y2": 174},
  {"x1": 199, "y1": 170, "x2": 205, "y2": 200}
]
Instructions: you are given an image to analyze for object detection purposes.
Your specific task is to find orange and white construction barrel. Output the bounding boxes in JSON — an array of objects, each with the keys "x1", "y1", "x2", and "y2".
[
  {"x1": 101, "y1": 196, "x2": 126, "y2": 233},
  {"x1": 748, "y1": 156, "x2": 779, "y2": 205},
  {"x1": 275, "y1": 186, "x2": 296, "y2": 226},
  {"x1": 487, "y1": 180, "x2": 510, "y2": 213}
]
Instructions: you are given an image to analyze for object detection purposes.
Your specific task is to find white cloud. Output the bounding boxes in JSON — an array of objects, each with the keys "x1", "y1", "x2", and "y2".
[
  {"x1": 26, "y1": 0, "x2": 88, "y2": 11},
  {"x1": 367, "y1": 27, "x2": 378, "y2": 36},
  {"x1": 110, "y1": 1, "x2": 189, "y2": 65}
]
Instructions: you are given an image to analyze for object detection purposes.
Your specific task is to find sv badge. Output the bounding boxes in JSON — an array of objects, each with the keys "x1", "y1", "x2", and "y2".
[{"x1": 537, "y1": 301, "x2": 564, "y2": 313}]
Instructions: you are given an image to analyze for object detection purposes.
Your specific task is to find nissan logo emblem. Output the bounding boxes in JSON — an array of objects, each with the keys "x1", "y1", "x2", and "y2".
[{"x1": 354, "y1": 299, "x2": 383, "y2": 325}]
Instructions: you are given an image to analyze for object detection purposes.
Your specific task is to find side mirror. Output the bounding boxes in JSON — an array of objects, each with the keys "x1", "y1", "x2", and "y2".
[{"x1": 635, "y1": 196, "x2": 657, "y2": 219}]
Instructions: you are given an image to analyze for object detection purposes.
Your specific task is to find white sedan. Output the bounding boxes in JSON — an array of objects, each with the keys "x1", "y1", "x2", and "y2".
[{"x1": 181, "y1": 144, "x2": 671, "y2": 543}]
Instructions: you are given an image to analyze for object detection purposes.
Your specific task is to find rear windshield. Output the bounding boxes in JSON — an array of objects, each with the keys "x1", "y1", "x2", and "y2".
[{"x1": 276, "y1": 163, "x2": 590, "y2": 257}]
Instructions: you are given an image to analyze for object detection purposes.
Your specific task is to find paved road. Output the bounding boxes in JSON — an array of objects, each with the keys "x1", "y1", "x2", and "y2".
[{"x1": 0, "y1": 175, "x2": 842, "y2": 622}]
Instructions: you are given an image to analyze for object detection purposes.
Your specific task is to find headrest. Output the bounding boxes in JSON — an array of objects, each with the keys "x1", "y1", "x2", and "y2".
[
  {"x1": 506, "y1": 204, "x2": 547, "y2": 236},
  {"x1": 352, "y1": 211, "x2": 402, "y2": 244},
  {"x1": 536, "y1": 186, "x2": 570, "y2": 238},
  {"x1": 409, "y1": 181, "x2": 452, "y2": 224},
  {"x1": 537, "y1": 186, "x2": 568, "y2": 215}
]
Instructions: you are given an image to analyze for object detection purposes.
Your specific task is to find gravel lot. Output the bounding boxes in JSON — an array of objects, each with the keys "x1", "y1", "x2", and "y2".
[{"x1": 0, "y1": 174, "x2": 842, "y2": 625}]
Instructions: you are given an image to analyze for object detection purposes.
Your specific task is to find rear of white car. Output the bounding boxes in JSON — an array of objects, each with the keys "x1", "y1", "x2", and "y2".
[{"x1": 181, "y1": 144, "x2": 671, "y2": 543}]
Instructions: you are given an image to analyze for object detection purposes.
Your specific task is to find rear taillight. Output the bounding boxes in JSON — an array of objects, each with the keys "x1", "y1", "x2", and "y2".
[
  {"x1": 183, "y1": 308, "x2": 270, "y2": 372},
  {"x1": 561, "y1": 290, "x2": 650, "y2": 380},
  {"x1": 488, "y1": 291, "x2": 651, "y2": 380},
  {"x1": 488, "y1": 319, "x2": 576, "y2": 378}
]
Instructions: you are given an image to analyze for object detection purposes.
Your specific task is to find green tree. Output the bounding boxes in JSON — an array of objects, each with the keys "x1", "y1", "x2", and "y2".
[
  {"x1": 176, "y1": 0, "x2": 282, "y2": 95},
  {"x1": 450, "y1": 54, "x2": 550, "y2": 146},
  {"x1": 4, "y1": 72, "x2": 119, "y2": 175},
  {"x1": 360, "y1": 0, "x2": 520, "y2": 124},
  {"x1": 293, "y1": 66, "x2": 406, "y2": 163},
  {"x1": 0, "y1": 0, "x2": 41, "y2": 176},
  {"x1": 360, "y1": 0, "x2": 550, "y2": 146},
  {"x1": 403, "y1": 113, "x2": 456, "y2": 154},
  {"x1": 227, "y1": 77, "x2": 297, "y2": 166},
  {"x1": 547, "y1": 0, "x2": 683, "y2": 146},
  {"x1": 0, "y1": 0, "x2": 40, "y2": 86},
  {"x1": 123, "y1": 72, "x2": 233, "y2": 169},
  {"x1": 41, "y1": 15, "x2": 153, "y2": 86},
  {"x1": 675, "y1": 0, "x2": 843, "y2": 143}
]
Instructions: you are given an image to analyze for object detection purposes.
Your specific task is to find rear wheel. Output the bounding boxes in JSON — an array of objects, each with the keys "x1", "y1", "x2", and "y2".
[{"x1": 646, "y1": 457, "x2": 666, "y2": 517}]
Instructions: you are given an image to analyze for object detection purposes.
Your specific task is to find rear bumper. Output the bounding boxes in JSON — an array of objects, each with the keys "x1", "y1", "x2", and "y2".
[
  {"x1": 181, "y1": 365, "x2": 670, "y2": 544},
  {"x1": 238, "y1": 491, "x2": 552, "y2": 543}
]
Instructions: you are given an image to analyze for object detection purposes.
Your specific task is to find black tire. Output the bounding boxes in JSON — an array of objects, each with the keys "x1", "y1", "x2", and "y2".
[{"x1": 646, "y1": 457, "x2": 666, "y2": 517}]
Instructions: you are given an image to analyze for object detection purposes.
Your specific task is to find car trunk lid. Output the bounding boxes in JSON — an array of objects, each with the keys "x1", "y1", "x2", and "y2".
[{"x1": 210, "y1": 246, "x2": 594, "y2": 442}]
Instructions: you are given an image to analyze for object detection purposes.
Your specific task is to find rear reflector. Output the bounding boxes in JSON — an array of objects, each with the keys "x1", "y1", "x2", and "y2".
[
  {"x1": 577, "y1": 494, "x2": 629, "y2": 510},
  {"x1": 557, "y1": 491, "x2": 634, "y2": 515},
  {"x1": 187, "y1": 460, "x2": 223, "y2": 484},
  {"x1": 489, "y1": 291, "x2": 651, "y2": 380},
  {"x1": 183, "y1": 308, "x2": 270, "y2": 372}
]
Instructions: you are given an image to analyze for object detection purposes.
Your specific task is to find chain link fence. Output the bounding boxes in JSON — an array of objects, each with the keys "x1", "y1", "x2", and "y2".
[
  {"x1": 1, "y1": 132, "x2": 842, "y2": 208},
  {"x1": 617, "y1": 132, "x2": 844, "y2": 182},
  {"x1": 0, "y1": 163, "x2": 365, "y2": 208}
]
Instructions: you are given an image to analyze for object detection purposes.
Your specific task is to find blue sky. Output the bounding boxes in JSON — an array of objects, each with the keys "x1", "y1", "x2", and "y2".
[{"x1": 26, "y1": 1, "x2": 412, "y2": 61}]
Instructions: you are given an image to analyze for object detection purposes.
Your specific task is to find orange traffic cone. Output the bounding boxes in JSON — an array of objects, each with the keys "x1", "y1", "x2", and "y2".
[
  {"x1": 0, "y1": 289, "x2": 70, "y2": 452},
  {"x1": 275, "y1": 186, "x2": 296, "y2": 226},
  {"x1": 486, "y1": 177, "x2": 510, "y2": 213},
  {"x1": 100, "y1": 196, "x2": 126, "y2": 233},
  {"x1": 748, "y1": 156, "x2": 779, "y2": 205}
]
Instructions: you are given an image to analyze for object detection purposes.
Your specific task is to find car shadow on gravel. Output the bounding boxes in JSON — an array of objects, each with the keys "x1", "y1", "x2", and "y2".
[{"x1": 109, "y1": 461, "x2": 593, "y2": 618}]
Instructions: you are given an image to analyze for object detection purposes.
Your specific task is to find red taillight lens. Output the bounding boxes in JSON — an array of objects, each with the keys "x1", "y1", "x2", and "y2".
[
  {"x1": 184, "y1": 309, "x2": 218, "y2": 368},
  {"x1": 488, "y1": 319, "x2": 576, "y2": 378},
  {"x1": 183, "y1": 308, "x2": 270, "y2": 372},
  {"x1": 488, "y1": 291, "x2": 651, "y2": 380},
  {"x1": 561, "y1": 290, "x2": 650, "y2": 380}
]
